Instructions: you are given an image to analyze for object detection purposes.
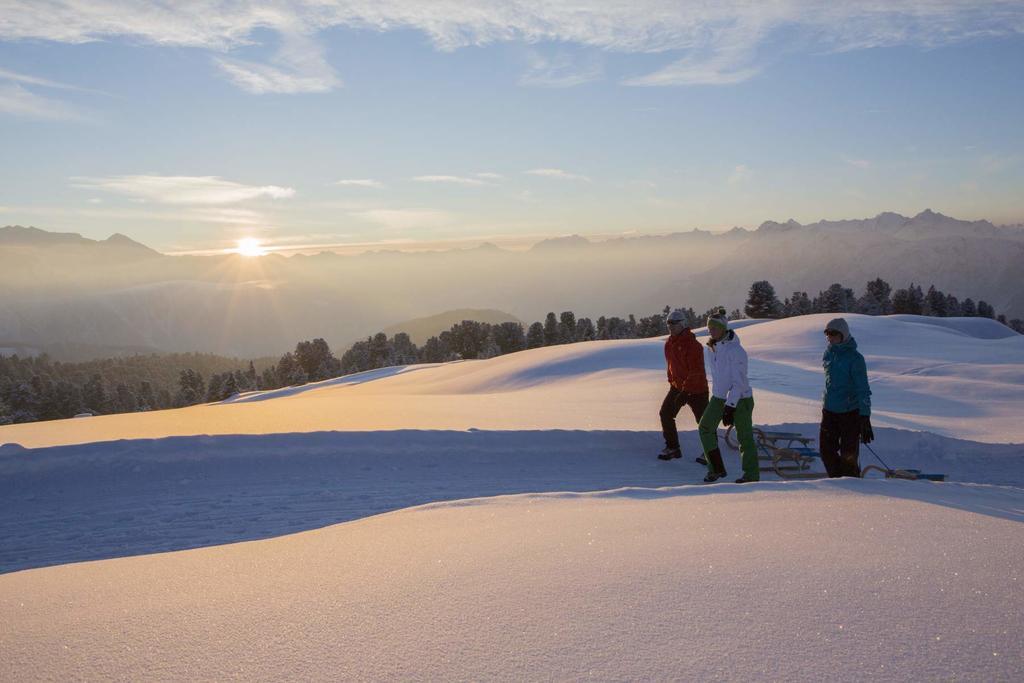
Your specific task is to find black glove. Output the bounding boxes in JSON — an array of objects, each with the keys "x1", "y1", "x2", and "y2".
[
  {"x1": 722, "y1": 405, "x2": 736, "y2": 427},
  {"x1": 860, "y1": 415, "x2": 874, "y2": 444}
]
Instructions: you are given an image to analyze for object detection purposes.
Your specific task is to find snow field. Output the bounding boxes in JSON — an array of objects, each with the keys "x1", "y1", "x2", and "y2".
[
  {"x1": 1, "y1": 314, "x2": 1021, "y2": 450},
  {"x1": 2, "y1": 481, "x2": 1021, "y2": 681},
  {"x1": 1, "y1": 313, "x2": 1022, "y2": 680}
]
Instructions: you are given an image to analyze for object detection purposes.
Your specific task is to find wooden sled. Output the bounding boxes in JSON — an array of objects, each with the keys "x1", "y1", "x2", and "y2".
[
  {"x1": 724, "y1": 426, "x2": 828, "y2": 479},
  {"x1": 861, "y1": 465, "x2": 946, "y2": 482}
]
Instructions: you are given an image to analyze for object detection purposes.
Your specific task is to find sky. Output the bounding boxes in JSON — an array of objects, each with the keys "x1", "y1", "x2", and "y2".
[{"x1": 1, "y1": 1, "x2": 1023, "y2": 254}]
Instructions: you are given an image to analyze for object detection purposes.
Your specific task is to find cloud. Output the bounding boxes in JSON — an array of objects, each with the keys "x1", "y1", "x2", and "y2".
[
  {"x1": 350, "y1": 208, "x2": 456, "y2": 231},
  {"x1": 0, "y1": 82, "x2": 82, "y2": 119},
  {"x1": 413, "y1": 175, "x2": 488, "y2": 186},
  {"x1": 0, "y1": 66, "x2": 100, "y2": 93},
  {"x1": 525, "y1": 168, "x2": 591, "y2": 182},
  {"x1": 843, "y1": 157, "x2": 871, "y2": 169},
  {"x1": 519, "y1": 49, "x2": 603, "y2": 88},
  {"x1": 335, "y1": 179, "x2": 385, "y2": 188},
  {"x1": 71, "y1": 175, "x2": 296, "y2": 204},
  {"x1": 214, "y1": 31, "x2": 340, "y2": 94},
  {"x1": 4, "y1": 2, "x2": 1020, "y2": 89},
  {"x1": 728, "y1": 164, "x2": 751, "y2": 185},
  {"x1": 476, "y1": 172, "x2": 503, "y2": 179},
  {"x1": 0, "y1": 67, "x2": 104, "y2": 119}
]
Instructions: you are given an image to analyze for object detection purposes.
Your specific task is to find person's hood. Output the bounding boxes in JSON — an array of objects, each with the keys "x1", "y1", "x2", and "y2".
[{"x1": 827, "y1": 336, "x2": 858, "y2": 354}]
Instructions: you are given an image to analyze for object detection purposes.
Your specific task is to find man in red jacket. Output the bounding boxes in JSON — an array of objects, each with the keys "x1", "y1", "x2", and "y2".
[{"x1": 658, "y1": 309, "x2": 710, "y2": 460}]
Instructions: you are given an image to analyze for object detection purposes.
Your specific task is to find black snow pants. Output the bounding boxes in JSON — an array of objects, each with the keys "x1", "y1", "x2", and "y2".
[
  {"x1": 660, "y1": 387, "x2": 710, "y2": 451},
  {"x1": 820, "y1": 409, "x2": 862, "y2": 478}
]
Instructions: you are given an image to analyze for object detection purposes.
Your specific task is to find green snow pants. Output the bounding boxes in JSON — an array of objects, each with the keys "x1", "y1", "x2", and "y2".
[{"x1": 699, "y1": 396, "x2": 759, "y2": 480}]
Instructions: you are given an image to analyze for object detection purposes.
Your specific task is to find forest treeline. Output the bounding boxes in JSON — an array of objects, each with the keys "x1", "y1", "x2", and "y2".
[{"x1": 2, "y1": 278, "x2": 1020, "y2": 425}]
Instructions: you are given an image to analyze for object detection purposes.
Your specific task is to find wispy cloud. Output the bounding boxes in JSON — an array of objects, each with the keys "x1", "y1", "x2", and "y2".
[
  {"x1": 0, "y1": 67, "x2": 101, "y2": 119},
  {"x1": 4, "y1": 2, "x2": 1020, "y2": 90},
  {"x1": 335, "y1": 179, "x2": 385, "y2": 189},
  {"x1": 728, "y1": 164, "x2": 751, "y2": 185},
  {"x1": 413, "y1": 175, "x2": 489, "y2": 186},
  {"x1": 71, "y1": 175, "x2": 295, "y2": 204},
  {"x1": 0, "y1": 67, "x2": 102, "y2": 93},
  {"x1": 351, "y1": 208, "x2": 456, "y2": 231},
  {"x1": 843, "y1": 157, "x2": 871, "y2": 169},
  {"x1": 519, "y1": 49, "x2": 603, "y2": 88},
  {"x1": 214, "y1": 31, "x2": 340, "y2": 94},
  {"x1": 526, "y1": 168, "x2": 592, "y2": 182},
  {"x1": 0, "y1": 82, "x2": 81, "y2": 119},
  {"x1": 476, "y1": 172, "x2": 503, "y2": 179}
]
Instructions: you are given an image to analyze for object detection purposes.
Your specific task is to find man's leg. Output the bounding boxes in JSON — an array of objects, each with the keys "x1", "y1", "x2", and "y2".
[
  {"x1": 734, "y1": 396, "x2": 759, "y2": 481},
  {"x1": 819, "y1": 410, "x2": 842, "y2": 478},
  {"x1": 659, "y1": 387, "x2": 686, "y2": 449},
  {"x1": 837, "y1": 410, "x2": 862, "y2": 477},
  {"x1": 698, "y1": 397, "x2": 726, "y2": 475},
  {"x1": 687, "y1": 391, "x2": 710, "y2": 427}
]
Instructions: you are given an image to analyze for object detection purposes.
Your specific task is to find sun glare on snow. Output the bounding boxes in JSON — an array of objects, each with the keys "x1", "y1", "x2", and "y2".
[{"x1": 235, "y1": 238, "x2": 267, "y2": 257}]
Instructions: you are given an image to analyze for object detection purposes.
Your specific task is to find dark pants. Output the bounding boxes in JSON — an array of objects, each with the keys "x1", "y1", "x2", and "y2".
[
  {"x1": 820, "y1": 409, "x2": 861, "y2": 478},
  {"x1": 660, "y1": 388, "x2": 709, "y2": 450}
]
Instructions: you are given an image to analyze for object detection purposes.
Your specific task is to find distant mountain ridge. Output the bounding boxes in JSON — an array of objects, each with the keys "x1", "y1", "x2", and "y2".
[
  {"x1": 0, "y1": 225, "x2": 157, "y2": 252},
  {"x1": 1, "y1": 210, "x2": 1021, "y2": 359}
]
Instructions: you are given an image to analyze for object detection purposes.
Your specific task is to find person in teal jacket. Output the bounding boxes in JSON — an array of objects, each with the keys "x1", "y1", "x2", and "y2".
[{"x1": 821, "y1": 318, "x2": 873, "y2": 477}]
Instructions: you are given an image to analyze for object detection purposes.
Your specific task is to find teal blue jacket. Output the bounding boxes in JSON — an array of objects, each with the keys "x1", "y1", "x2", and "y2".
[{"x1": 822, "y1": 337, "x2": 871, "y2": 416}]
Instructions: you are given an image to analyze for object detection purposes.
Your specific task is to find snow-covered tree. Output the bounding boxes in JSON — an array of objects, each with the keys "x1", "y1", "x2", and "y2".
[
  {"x1": 543, "y1": 312, "x2": 559, "y2": 346},
  {"x1": 944, "y1": 294, "x2": 961, "y2": 317},
  {"x1": 526, "y1": 322, "x2": 546, "y2": 349},
  {"x1": 175, "y1": 369, "x2": 204, "y2": 406},
  {"x1": 814, "y1": 284, "x2": 854, "y2": 313},
  {"x1": 493, "y1": 322, "x2": 526, "y2": 354},
  {"x1": 575, "y1": 318, "x2": 596, "y2": 342},
  {"x1": 783, "y1": 292, "x2": 813, "y2": 317},
  {"x1": 858, "y1": 278, "x2": 892, "y2": 315},
  {"x1": 745, "y1": 280, "x2": 782, "y2": 318},
  {"x1": 558, "y1": 311, "x2": 577, "y2": 343},
  {"x1": 923, "y1": 285, "x2": 947, "y2": 317}
]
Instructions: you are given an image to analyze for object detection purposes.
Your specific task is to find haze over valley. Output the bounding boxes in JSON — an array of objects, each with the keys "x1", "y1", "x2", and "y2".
[{"x1": 2, "y1": 210, "x2": 1021, "y2": 359}]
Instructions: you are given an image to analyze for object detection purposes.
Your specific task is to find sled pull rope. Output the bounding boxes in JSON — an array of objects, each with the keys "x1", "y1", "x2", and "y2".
[{"x1": 863, "y1": 443, "x2": 892, "y2": 471}]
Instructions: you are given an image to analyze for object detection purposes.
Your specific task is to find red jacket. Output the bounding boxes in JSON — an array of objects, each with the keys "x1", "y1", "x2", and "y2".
[{"x1": 664, "y1": 328, "x2": 708, "y2": 394}]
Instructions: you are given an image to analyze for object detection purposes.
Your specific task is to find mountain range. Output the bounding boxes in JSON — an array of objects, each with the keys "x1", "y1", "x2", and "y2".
[{"x1": 1, "y1": 210, "x2": 1021, "y2": 359}]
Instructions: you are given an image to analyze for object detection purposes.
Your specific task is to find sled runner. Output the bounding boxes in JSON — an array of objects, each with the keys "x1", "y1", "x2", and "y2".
[
  {"x1": 860, "y1": 465, "x2": 946, "y2": 481},
  {"x1": 861, "y1": 444, "x2": 947, "y2": 481},
  {"x1": 724, "y1": 426, "x2": 827, "y2": 479}
]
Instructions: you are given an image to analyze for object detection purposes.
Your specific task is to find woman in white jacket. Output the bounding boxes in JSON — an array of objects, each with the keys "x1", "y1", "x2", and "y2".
[{"x1": 697, "y1": 309, "x2": 758, "y2": 483}]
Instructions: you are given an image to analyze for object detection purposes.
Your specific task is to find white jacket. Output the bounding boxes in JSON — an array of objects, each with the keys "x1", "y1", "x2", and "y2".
[{"x1": 705, "y1": 330, "x2": 753, "y2": 407}]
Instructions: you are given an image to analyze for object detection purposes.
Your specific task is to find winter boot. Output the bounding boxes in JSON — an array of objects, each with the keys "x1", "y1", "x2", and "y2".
[
  {"x1": 658, "y1": 446, "x2": 682, "y2": 460},
  {"x1": 734, "y1": 476, "x2": 758, "y2": 484},
  {"x1": 702, "y1": 448, "x2": 727, "y2": 482},
  {"x1": 695, "y1": 455, "x2": 707, "y2": 466}
]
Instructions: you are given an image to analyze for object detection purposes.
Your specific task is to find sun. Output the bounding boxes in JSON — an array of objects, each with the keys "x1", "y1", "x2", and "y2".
[{"x1": 235, "y1": 237, "x2": 267, "y2": 257}]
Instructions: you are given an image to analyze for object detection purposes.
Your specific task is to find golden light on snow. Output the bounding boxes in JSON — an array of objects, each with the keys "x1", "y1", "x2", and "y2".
[{"x1": 235, "y1": 237, "x2": 267, "y2": 257}]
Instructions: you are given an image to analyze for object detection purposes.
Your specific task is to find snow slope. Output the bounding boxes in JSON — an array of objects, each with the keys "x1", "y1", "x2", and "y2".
[
  {"x1": 3, "y1": 481, "x2": 1022, "y2": 681},
  {"x1": 2, "y1": 314, "x2": 1023, "y2": 680},
  {"x1": 2, "y1": 314, "x2": 1022, "y2": 449}
]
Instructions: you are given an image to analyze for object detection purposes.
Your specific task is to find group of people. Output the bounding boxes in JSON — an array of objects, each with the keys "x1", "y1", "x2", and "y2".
[{"x1": 658, "y1": 309, "x2": 874, "y2": 483}]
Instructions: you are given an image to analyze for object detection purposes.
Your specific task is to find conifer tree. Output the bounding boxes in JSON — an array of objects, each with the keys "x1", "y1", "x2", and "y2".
[
  {"x1": 858, "y1": 278, "x2": 892, "y2": 315},
  {"x1": 543, "y1": 312, "x2": 559, "y2": 346},
  {"x1": 526, "y1": 322, "x2": 546, "y2": 349},
  {"x1": 744, "y1": 280, "x2": 782, "y2": 318}
]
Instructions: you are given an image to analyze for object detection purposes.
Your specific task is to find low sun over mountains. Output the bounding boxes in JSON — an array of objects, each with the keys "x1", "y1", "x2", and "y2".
[{"x1": 2, "y1": 210, "x2": 1022, "y2": 360}]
